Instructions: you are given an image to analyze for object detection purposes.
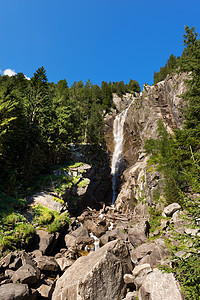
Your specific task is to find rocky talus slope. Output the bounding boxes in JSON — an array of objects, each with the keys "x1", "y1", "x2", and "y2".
[{"x1": 0, "y1": 73, "x2": 193, "y2": 300}]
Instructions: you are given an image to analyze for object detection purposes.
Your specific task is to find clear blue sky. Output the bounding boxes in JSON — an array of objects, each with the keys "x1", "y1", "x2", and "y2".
[{"x1": 0, "y1": 0, "x2": 200, "y2": 88}]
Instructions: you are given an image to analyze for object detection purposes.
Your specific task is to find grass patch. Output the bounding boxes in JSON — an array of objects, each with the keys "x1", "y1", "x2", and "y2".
[{"x1": 33, "y1": 205, "x2": 71, "y2": 233}]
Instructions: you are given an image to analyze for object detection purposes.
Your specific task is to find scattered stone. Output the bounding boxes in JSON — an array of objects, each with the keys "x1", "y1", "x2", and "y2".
[
  {"x1": 33, "y1": 230, "x2": 55, "y2": 254},
  {"x1": 130, "y1": 239, "x2": 170, "y2": 268},
  {"x1": 125, "y1": 291, "x2": 137, "y2": 300},
  {"x1": 37, "y1": 284, "x2": 53, "y2": 299},
  {"x1": 161, "y1": 219, "x2": 169, "y2": 230},
  {"x1": 132, "y1": 263, "x2": 152, "y2": 277},
  {"x1": 56, "y1": 257, "x2": 74, "y2": 271},
  {"x1": 5, "y1": 269, "x2": 15, "y2": 278},
  {"x1": 128, "y1": 220, "x2": 150, "y2": 247},
  {"x1": 9, "y1": 256, "x2": 22, "y2": 270},
  {"x1": 0, "y1": 283, "x2": 29, "y2": 300},
  {"x1": 52, "y1": 240, "x2": 133, "y2": 300},
  {"x1": 123, "y1": 273, "x2": 135, "y2": 284},
  {"x1": 0, "y1": 253, "x2": 14, "y2": 269},
  {"x1": 34, "y1": 256, "x2": 59, "y2": 272},
  {"x1": 11, "y1": 264, "x2": 40, "y2": 284},
  {"x1": 163, "y1": 203, "x2": 181, "y2": 217}
]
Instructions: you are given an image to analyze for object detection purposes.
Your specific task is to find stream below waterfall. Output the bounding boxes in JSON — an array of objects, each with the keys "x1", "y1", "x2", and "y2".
[{"x1": 111, "y1": 99, "x2": 135, "y2": 204}]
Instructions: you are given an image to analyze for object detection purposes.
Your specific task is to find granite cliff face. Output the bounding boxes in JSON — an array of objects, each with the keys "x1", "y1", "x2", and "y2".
[{"x1": 106, "y1": 73, "x2": 187, "y2": 213}]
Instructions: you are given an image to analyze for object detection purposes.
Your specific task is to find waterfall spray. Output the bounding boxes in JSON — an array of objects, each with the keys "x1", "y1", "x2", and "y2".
[{"x1": 111, "y1": 99, "x2": 134, "y2": 204}]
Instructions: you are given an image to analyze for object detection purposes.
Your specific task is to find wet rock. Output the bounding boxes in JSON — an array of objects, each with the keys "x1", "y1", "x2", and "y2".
[
  {"x1": 11, "y1": 264, "x2": 40, "y2": 284},
  {"x1": 163, "y1": 203, "x2": 181, "y2": 217},
  {"x1": 34, "y1": 256, "x2": 59, "y2": 272},
  {"x1": 138, "y1": 269, "x2": 184, "y2": 300},
  {"x1": 52, "y1": 240, "x2": 133, "y2": 300},
  {"x1": 0, "y1": 283, "x2": 29, "y2": 300}
]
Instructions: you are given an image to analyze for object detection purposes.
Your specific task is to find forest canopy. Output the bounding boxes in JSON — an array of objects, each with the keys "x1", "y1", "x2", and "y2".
[{"x1": 0, "y1": 69, "x2": 140, "y2": 193}]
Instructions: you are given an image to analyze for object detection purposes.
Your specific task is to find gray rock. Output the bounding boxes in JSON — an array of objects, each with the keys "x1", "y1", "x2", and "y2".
[
  {"x1": 37, "y1": 284, "x2": 53, "y2": 299},
  {"x1": 27, "y1": 192, "x2": 63, "y2": 212},
  {"x1": 11, "y1": 264, "x2": 40, "y2": 284},
  {"x1": 163, "y1": 203, "x2": 181, "y2": 217},
  {"x1": 132, "y1": 263, "x2": 152, "y2": 277},
  {"x1": 0, "y1": 253, "x2": 14, "y2": 268},
  {"x1": 123, "y1": 273, "x2": 135, "y2": 284},
  {"x1": 56, "y1": 257, "x2": 74, "y2": 271},
  {"x1": 100, "y1": 226, "x2": 127, "y2": 245},
  {"x1": 128, "y1": 220, "x2": 150, "y2": 247},
  {"x1": 0, "y1": 283, "x2": 29, "y2": 300},
  {"x1": 139, "y1": 269, "x2": 184, "y2": 300},
  {"x1": 34, "y1": 256, "x2": 59, "y2": 272},
  {"x1": 52, "y1": 240, "x2": 133, "y2": 300},
  {"x1": 9, "y1": 257, "x2": 22, "y2": 270},
  {"x1": 34, "y1": 230, "x2": 55, "y2": 254},
  {"x1": 5, "y1": 269, "x2": 15, "y2": 278},
  {"x1": 130, "y1": 239, "x2": 170, "y2": 268},
  {"x1": 125, "y1": 291, "x2": 137, "y2": 300}
]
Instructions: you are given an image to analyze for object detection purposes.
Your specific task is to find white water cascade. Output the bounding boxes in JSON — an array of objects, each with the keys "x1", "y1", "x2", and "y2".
[{"x1": 111, "y1": 99, "x2": 134, "y2": 204}]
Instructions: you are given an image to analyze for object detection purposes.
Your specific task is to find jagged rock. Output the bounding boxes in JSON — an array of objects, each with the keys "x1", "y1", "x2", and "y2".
[
  {"x1": 9, "y1": 257, "x2": 22, "y2": 270},
  {"x1": 83, "y1": 218, "x2": 108, "y2": 238},
  {"x1": 34, "y1": 256, "x2": 59, "y2": 272},
  {"x1": 52, "y1": 240, "x2": 133, "y2": 300},
  {"x1": 31, "y1": 250, "x2": 43, "y2": 258},
  {"x1": 125, "y1": 291, "x2": 137, "y2": 300},
  {"x1": 37, "y1": 284, "x2": 54, "y2": 298},
  {"x1": 56, "y1": 257, "x2": 74, "y2": 271},
  {"x1": 163, "y1": 203, "x2": 181, "y2": 217},
  {"x1": 128, "y1": 220, "x2": 150, "y2": 247},
  {"x1": 65, "y1": 225, "x2": 94, "y2": 250},
  {"x1": 138, "y1": 269, "x2": 184, "y2": 300},
  {"x1": 5, "y1": 269, "x2": 15, "y2": 278},
  {"x1": 123, "y1": 273, "x2": 135, "y2": 284},
  {"x1": 11, "y1": 264, "x2": 40, "y2": 284},
  {"x1": 0, "y1": 283, "x2": 29, "y2": 300},
  {"x1": 161, "y1": 219, "x2": 169, "y2": 230},
  {"x1": 0, "y1": 252, "x2": 14, "y2": 269},
  {"x1": 132, "y1": 263, "x2": 152, "y2": 278},
  {"x1": 32, "y1": 229, "x2": 55, "y2": 254},
  {"x1": 130, "y1": 239, "x2": 170, "y2": 268},
  {"x1": 21, "y1": 252, "x2": 35, "y2": 267},
  {"x1": 100, "y1": 226, "x2": 127, "y2": 245}
]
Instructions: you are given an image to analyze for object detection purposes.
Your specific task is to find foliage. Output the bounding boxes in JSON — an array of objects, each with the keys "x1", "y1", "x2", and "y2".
[
  {"x1": 33, "y1": 204, "x2": 71, "y2": 233},
  {"x1": 147, "y1": 26, "x2": 200, "y2": 299},
  {"x1": 154, "y1": 54, "x2": 179, "y2": 84}
]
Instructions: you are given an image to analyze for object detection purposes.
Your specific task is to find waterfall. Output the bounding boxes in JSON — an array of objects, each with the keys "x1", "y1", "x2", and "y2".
[{"x1": 111, "y1": 99, "x2": 134, "y2": 204}]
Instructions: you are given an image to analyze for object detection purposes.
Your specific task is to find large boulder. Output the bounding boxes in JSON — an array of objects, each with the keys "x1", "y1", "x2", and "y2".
[
  {"x1": 128, "y1": 220, "x2": 150, "y2": 247},
  {"x1": 52, "y1": 240, "x2": 133, "y2": 300},
  {"x1": 138, "y1": 269, "x2": 184, "y2": 300},
  {"x1": 0, "y1": 283, "x2": 29, "y2": 300}
]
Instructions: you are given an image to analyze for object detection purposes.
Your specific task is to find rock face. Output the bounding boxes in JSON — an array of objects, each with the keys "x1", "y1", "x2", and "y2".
[
  {"x1": 52, "y1": 240, "x2": 133, "y2": 300},
  {"x1": 111, "y1": 73, "x2": 188, "y2": 213}
]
